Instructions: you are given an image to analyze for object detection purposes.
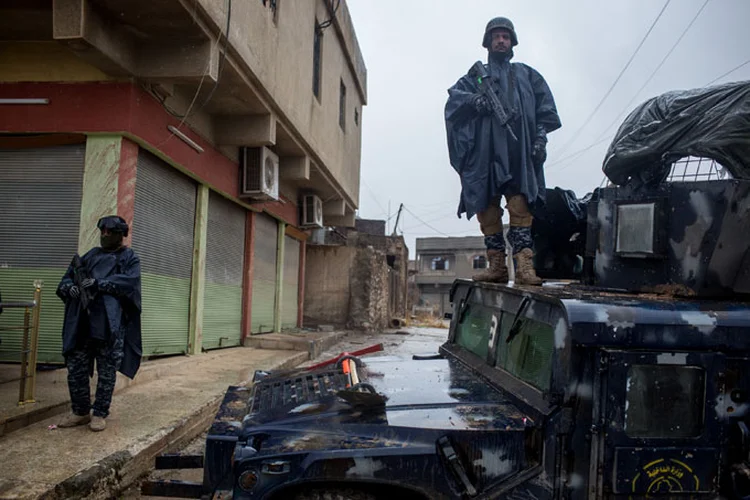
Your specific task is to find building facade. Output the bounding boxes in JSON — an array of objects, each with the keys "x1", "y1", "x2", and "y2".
[
  {"x1": 304, "y1": 220, "x2": 409, "y2": 330},
  {"x1": 0, "y1": 0, "x2": 366, "y2": 362},
  {"x1": 415, "y1": 235, "x2": 514, "y2": 317}
]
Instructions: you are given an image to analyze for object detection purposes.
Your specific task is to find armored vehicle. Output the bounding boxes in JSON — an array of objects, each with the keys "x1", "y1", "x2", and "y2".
[{"x1": 143, "y1": 83, "x2": 750, "y2": 499}]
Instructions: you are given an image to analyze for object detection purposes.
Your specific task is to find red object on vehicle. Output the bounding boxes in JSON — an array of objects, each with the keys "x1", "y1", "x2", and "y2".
[{"x1": 305, "y1": 343, "x2": 384, "y2": 371}]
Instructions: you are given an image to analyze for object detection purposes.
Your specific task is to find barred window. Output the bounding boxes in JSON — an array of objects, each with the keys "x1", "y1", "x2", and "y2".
[
  {"x1": 339, "y1": 79, "x2": 347, "y2": 131},
  {"x1": 312, "y1": 23, "x2": 322, "y2": 99}
]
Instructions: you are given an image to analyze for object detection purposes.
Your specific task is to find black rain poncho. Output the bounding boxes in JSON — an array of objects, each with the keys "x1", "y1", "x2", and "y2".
[
  {"x1": 445, "y1": 54, "x2": 561, "y2": 219},
  {"x1": 57, "y1": 246, "x2": 142, "y2": 379}
]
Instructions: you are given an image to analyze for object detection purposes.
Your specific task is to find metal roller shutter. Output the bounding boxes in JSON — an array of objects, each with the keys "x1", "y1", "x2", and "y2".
[
  {"x1": 251, "y1": 214, "x2": 278, "y2": 334},
  {"x1": 203, "y1": 191, "x2": 245, "y2": 349},
  {"x1": 281, "y1": 236, "x2": 300, "y2": 330},
  {"x1": 130, "y1": 151, "x2": 196, "y2": 357},
  {"x1": 0, "y1": 145, "x2": 85, "y2": 363}
]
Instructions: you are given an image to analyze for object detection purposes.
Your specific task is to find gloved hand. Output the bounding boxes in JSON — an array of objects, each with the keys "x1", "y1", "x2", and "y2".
[
  {"x1": 69, "y1": 286, "x2": 80, "y2": 299},
  {"x1": 81, "y1": 278, "x2": 96, "y2": 289},
  {"x1": 532, "y1": 138, "x2": 547, "y2": 165},
  {"x1": 471, "y1": 94, "x2": 493, "y2": 116}
]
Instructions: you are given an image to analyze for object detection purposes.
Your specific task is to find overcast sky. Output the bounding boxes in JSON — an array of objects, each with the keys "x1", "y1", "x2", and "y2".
[{"x1": 346, "y1": 0, "x2": 750, "y2": 254}]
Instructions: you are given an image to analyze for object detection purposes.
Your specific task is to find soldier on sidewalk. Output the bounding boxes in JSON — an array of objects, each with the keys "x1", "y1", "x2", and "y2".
[
  {"x1": 445, "y1": 17, "x2": 562, "y2": 285},
  {"x1": 56, "y1": 216, "x2": 142, "y2": 431}
]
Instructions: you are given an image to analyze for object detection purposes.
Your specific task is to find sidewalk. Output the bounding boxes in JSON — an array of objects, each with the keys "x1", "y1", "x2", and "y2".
[{"x1": 0, "y1": 330, "x2": 347, "y2": 500}]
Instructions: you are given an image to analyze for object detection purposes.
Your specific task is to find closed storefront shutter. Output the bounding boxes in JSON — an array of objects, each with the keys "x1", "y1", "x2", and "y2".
[
  {"x1": 251, "y1": 214, "x2": 278, "y2": 333},
  {"x1": 0, "y1": 145, "x2": 85, "y2": 363},
  {"x1": 203, "y1": 191, "x2": 245, "y2": 349},
  {"x1": 131, "y1": 151, "x2": 196, "y2": 356},
  {"x1": 281, "y1": 236, "x2": 300, "y2": 330}
]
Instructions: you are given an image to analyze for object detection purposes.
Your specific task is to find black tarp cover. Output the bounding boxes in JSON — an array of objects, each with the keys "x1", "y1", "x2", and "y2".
[{"x1": 603, "y1": 80, "x2": 750, "y2": 186}]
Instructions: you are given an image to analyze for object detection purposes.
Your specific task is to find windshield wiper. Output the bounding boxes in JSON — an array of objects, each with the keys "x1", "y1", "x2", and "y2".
[{"x1": 506, "y1": 297, "x2": 531, "y2": 345}]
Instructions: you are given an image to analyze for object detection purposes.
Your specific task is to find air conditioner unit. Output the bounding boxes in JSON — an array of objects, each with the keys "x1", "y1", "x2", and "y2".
[
  {"x1": 301, "y1": 193, "x2": 324, "y2": 228},
  {"x1": 240, "y1": 146, "x2": 279, "y2": 200}
]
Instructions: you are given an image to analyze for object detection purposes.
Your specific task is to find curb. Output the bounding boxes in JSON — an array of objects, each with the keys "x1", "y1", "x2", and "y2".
[
  {"x1": 242, "y1": 331, "x2": 349, "y2": 360},
  {"x1": 36, "y1": 351, "x2": 309, "y2": 500},
  {"x1": 1, "y1": 350, "x2": 260, "y2": 438}
]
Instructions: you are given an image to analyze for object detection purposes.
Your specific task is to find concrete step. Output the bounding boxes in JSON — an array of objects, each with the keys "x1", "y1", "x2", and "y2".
[{"x1": 243, "y1": 330, "x2": 348, "y2": 359}]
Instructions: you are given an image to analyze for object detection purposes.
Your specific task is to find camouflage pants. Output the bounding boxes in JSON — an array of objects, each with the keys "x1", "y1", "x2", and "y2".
[{"x1": 65, "y1": 335, "x2": 124, "y2": 418}]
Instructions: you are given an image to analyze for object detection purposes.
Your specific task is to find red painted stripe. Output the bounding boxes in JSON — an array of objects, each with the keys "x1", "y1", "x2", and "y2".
[
  {"x1": 0, "y1": 82, "x2": 299, "y2": 226},
  {"x1": 118, "y1": 137, "x2": 139, "y2": 246}
]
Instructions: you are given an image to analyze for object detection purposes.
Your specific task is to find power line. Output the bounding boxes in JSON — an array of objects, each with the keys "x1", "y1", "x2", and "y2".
[
  {"x1": 548, "y1": 52, "x2": 750, "y2": 174},
  {"x1": 546, "y1": 135, "x2": 614, "y2": 170},
  {"x1": 591, "y1": 0, "x2": 711, "y2": 144},
  {"x1": 361, "y1": 178, "x2": 387, "y2": 215},
  {"x1": 555, "y1": 0, "x2": 671, "y2": 158},
  {"x1": 703, "y1": 58, "x2": 750, "y2": 87},
  {"x1": 157, "y1": 0, "x2": 232, "y2": 147},
  {"x1": 410, "y1": 230, "x2": 480, "y2": 237},
  {"x1": 402, "y1": 212, "x2": 460, "y2": 231},
  {"x1": 402, "y1": 205, "x2": 451, "y2": 237}
]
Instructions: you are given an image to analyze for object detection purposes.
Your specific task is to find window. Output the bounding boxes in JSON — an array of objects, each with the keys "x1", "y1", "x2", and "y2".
[
  {"x1": 262, "y1": 0, "x2": 278, "y2": 20},
  {"x1": 339, "y1": 79, "x2": 347, "y2": 130},
  {"x1": 495, "y1": 314, "x2": 555, "y2": 391},
  {"x1": 431, "y1": 257, "x2": 449, "y2": 271},
  {"x1": 473, "y1": 255, "x2": 487, "y2": 269},
  {"x1": 455, "y1": 302, "x2": 495, "y2": 360},
  {"x1": 312, "y1": 23, "x2": 322, "y2": 99},
  {"x1": 625, "y1": 365, "x2": 705, "y2": 438},
  {"x1": 616, "y1": 203, "x2": 655, "y2": 254}
]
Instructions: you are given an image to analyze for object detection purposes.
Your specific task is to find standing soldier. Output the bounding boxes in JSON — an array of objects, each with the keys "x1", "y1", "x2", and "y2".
[
  {"x1": 56, "y1": 216, "x2": 142, "y2": 431},
  {"x1": 445, "y1": 17, "x2": 562, "y2": 284}
]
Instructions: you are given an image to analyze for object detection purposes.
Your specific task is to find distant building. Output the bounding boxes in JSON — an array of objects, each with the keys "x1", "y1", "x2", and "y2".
[{"x1": 414, "y1": 235, "x2": 513, "y2": 316}]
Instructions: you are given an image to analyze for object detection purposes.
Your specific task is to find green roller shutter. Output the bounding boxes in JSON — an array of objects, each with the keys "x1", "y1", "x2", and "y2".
[
  {"x1": 130, "y1": 151, "x2": 195, "y2": 357},
  {"x1": 203, "y1": 191, "x2": 246, "y2": 349},
  {"x1": 281, "y1": 236, "x2": 300, "y2": 330},
  {"x1": 0, "y1": 144, "x2": 85, "y2": 364},
  {"x1": 251, "y1": 214, "x2": 278, "y2": 334}
]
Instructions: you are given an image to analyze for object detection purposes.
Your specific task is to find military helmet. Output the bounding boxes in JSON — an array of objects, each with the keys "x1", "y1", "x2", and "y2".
[
  {"x1": 482, "y1": 17, "x2": 518, "y2": 48},
  {"x1": 97, "y1": 215, "x2": 129, "y2": 237}
]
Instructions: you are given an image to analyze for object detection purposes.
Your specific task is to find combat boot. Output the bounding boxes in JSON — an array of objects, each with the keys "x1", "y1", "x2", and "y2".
[
  {"x1": 58, "y1": 412, "x2": 90, "y2": 428},
  {"x1": 514, "y1": 248, "x2": 542, "y2": 285},
  {"x1": 472, "y1": 249, "x2": 509, "y2": 284}
]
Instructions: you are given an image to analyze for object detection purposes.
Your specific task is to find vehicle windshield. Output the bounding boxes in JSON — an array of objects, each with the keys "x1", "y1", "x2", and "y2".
[{"x1": 454, "y1": 293, "x2": 557, "y2": 391}]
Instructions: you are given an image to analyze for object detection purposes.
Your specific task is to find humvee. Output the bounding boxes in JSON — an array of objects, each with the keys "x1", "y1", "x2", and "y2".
[
  {"x1": 142, "y1": 176, "x2": 750, "y2": 500},
  {"x1": 143, "y1": 82, "x2": 750, "y2": 499}
]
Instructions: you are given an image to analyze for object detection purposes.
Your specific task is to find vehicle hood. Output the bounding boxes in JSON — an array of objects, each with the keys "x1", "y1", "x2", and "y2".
[{"x1": 243, "y1": 356, "x2": 533, "y2": 432}]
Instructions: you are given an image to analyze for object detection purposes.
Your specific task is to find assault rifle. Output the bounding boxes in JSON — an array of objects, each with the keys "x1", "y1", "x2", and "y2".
[
  {"x1": 468, "y1": 60, "x2": 518, "y2": 142},
  {"x1": 71, "y1": 254, "x2": 95, "y2": 311}
]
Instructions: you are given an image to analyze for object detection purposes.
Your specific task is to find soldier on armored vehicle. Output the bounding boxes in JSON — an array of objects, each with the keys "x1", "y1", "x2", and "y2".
[{"x1": 144, "y1": 44, "x2": 750, "y2": 500}]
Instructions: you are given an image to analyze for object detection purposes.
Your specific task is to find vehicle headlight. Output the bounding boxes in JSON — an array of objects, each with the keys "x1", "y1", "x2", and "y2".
[{"x1": 238, "y1": 469, "x2": 259, "y2": 492}]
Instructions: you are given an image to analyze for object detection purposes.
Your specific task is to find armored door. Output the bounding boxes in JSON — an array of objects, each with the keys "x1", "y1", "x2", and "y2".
[{"x1": 595, "y1": 350, "x2": 725, "y2": 497}]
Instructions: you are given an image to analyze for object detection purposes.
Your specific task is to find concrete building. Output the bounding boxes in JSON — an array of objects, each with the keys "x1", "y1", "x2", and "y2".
[
  {"x1": 304, "y1": 220, "x2": 409, "y2": 330},
  {"x1": 0, "y1": 0, "x2": 366, "y2": 362},
  {"x1": 415, "y1": 235, "x2": 514, "y2": 317}
]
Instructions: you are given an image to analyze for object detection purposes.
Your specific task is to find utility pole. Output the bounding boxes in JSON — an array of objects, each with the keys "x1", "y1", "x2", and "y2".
[
  {"x1": 387, "y1": 199, "x2": 391, "y2": 234},
  {"x1": 392, "y1": 203, "x2": 404, "y2": 237}
]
